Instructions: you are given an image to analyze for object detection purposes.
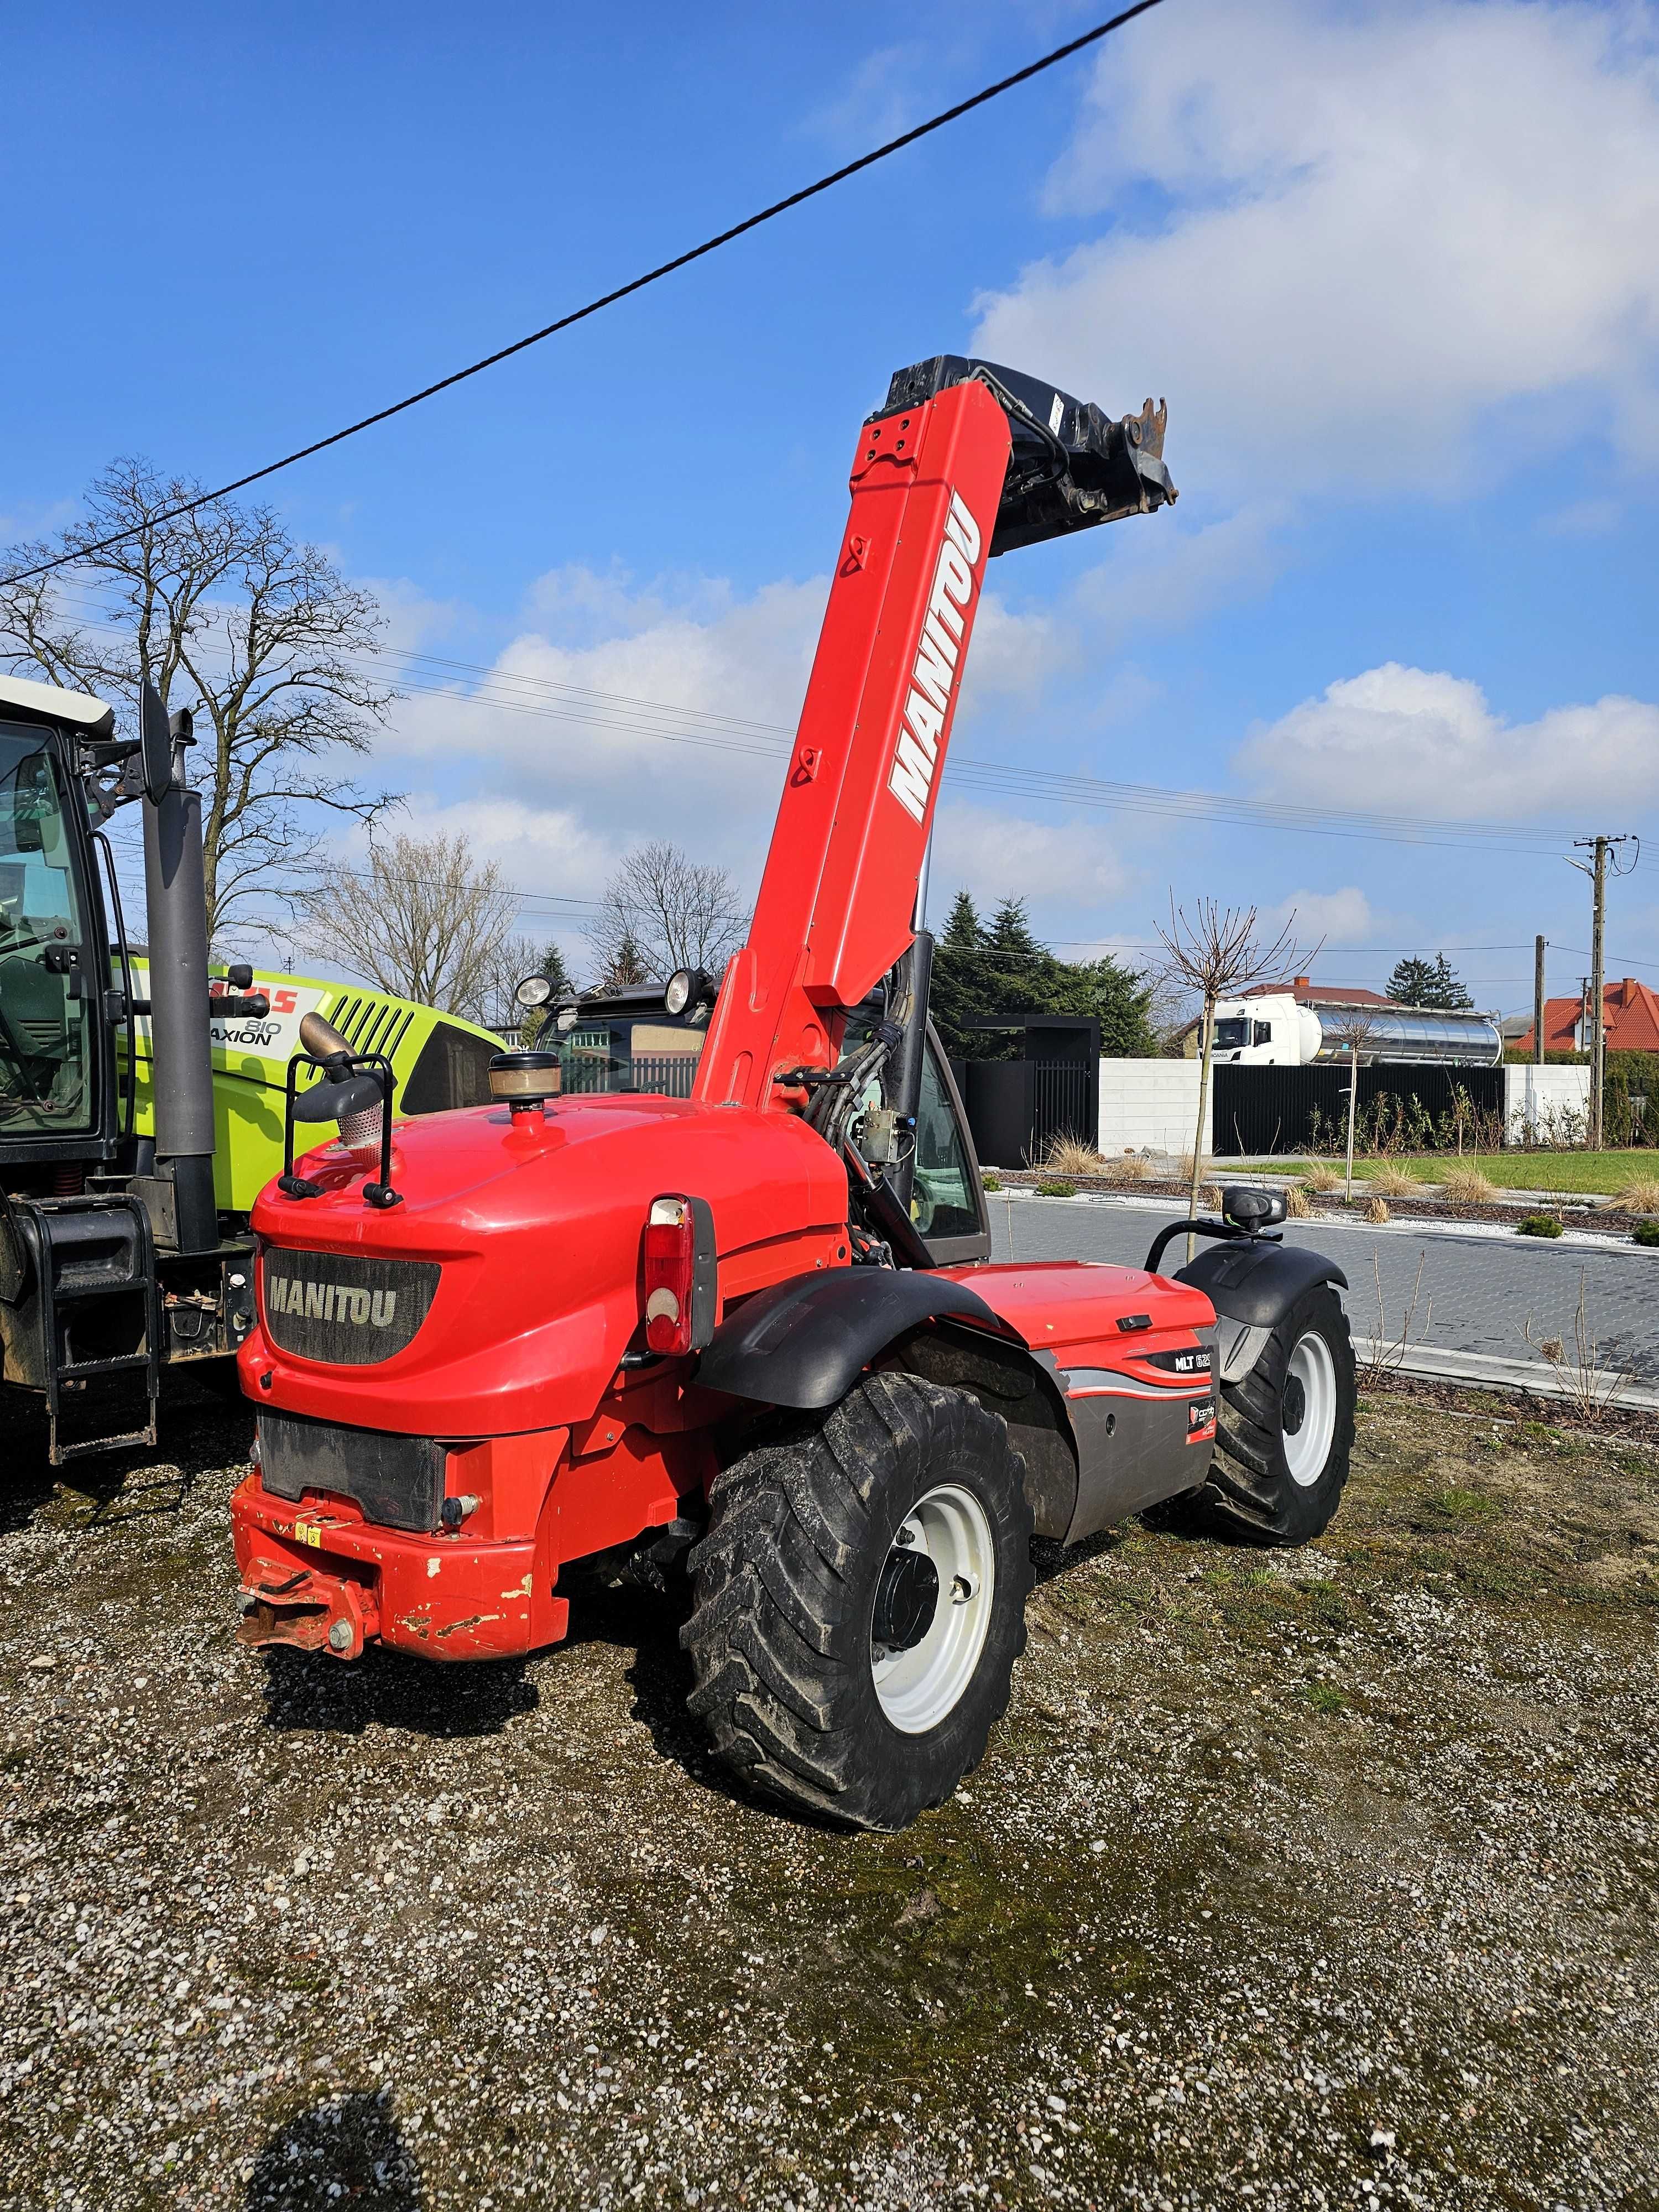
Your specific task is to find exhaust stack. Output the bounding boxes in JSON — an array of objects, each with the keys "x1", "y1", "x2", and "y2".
[{"x1": 139, "y1": 684, "x2": 218, "y2": 1253}]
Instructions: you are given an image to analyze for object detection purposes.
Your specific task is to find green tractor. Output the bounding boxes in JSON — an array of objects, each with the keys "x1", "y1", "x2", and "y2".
[{"x1": 0, "y1": 671, "x2": 504, "y2": 1463}]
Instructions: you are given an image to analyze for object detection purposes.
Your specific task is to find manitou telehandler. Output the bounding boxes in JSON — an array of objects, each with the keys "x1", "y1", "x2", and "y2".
[{"x1": 231, "y1": 357, "x2": 1355, "y2": 1832}]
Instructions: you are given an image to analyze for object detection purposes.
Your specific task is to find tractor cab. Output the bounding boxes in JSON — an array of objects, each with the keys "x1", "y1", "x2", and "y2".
[{"x1": 524, "y1": 971, "x2": 717, "y2": 1100}]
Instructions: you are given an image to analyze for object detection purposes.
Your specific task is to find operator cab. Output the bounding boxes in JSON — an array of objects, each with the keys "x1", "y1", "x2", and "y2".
[
  {"x1": 0, "y1": 676, "x2": 124, "y2": 1157},
  {"x1": 0, "y1": 718, "x2": 98, "y2": 1135}
]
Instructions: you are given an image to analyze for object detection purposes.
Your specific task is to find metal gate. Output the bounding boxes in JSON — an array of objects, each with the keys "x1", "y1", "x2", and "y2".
[
  {"x1": 1031, "y1": 1061, "x2": 1093, "y2": 1156},
  {"x1": 962, "y1": 1058, "x2": 1097, "y2": 1168},
  {"x1": 1211, "y1": 1063, "x2": 1508, "y2": 1158}
]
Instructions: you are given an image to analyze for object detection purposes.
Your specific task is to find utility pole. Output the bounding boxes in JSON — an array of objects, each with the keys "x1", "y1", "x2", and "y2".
[
  {"x1": 1568, "y1": 834, "x2": 1638, "y2": 1151},
  {"x1": 1533, "y1": 935, "x2": 1546, "y2": 1067}
]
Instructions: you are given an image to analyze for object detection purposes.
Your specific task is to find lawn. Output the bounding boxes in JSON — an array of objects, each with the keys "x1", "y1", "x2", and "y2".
[{"x1": 1238, "y1": 1151, "x2": 1653, "y2": 1197}]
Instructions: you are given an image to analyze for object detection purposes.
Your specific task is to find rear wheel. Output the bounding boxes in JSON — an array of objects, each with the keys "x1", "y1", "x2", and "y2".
[
  {"x1": 1193, "y1": 1284, "x2": 1355, "y2": 1545},
  {"x1": 681, "y1": 1371, "x2": 1033, "y2": 1830}
]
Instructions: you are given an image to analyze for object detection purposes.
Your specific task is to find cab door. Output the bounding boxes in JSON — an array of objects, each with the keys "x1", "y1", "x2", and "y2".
[{"x1": 910, "y1": 1021, "x2": 990, "y2": 1266}]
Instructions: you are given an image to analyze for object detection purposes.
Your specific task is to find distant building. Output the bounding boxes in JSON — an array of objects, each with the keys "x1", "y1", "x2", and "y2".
[{"x1": 1512, "y1": 978, "x2": 1659, "y2": 1057}]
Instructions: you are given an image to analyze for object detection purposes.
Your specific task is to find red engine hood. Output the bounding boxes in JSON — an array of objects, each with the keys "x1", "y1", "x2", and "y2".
[{"x1": 243, "y1": 1095, "x2": 849, "y2": 1436}]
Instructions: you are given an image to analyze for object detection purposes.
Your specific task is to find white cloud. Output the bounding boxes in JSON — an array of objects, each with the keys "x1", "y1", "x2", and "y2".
[
  {"x1": 972, "y1": 0, "x2": 1659, "y2": 500},
  {"x1": 1237, "y1": 661, "x2": 1659, "y2": 820},
  {"x1": 1265, "y1": 885, "x2": 1387, "y2": 948},
  {"x1": 929, "y1": 801, "x2": 1133, "y2": 916}
]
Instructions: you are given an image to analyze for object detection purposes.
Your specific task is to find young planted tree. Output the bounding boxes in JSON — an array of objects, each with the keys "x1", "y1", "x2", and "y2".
[
  {"x1": 1155, "y1": 898, "x2": 1310, "y2": 1248},
  {"x1": 1322, "y1": 1004, "x2": 1380, "y2": 1200},
  {"x1": 289, "y1": 830, "x2": 517, "y2": 1024},
  {"x1": 592, "y1": 841, "x2": 748, "y2": 984},
  {"x1": 0, "y1": 458, "x2": 396, "y2": 946}
]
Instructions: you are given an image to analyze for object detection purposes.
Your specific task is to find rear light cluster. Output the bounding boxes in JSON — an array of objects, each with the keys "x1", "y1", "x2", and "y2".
[{"x1": 644, "y1": 1197, "x2": 697, "y2": 1355}]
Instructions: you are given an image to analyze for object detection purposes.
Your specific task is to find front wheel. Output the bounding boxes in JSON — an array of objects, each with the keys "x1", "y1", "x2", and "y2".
[
  {"x1": 1201, "y1": 1283, "x2": 1355, "y2": 1545},
  {"x1": 681, "y1": 1372, "x2": 1034, "y2": 1830}
]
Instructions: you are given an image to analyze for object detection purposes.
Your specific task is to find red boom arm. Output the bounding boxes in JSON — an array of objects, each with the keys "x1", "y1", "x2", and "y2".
[{"x1": 693, "y1": 378, "x2": 1013, "y2": 1113}]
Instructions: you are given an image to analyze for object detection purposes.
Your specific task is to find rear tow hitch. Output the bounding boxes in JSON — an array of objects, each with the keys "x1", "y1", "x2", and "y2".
[{"x1": 237, "y1": 1561, "x2": 376, "y2": 1660}]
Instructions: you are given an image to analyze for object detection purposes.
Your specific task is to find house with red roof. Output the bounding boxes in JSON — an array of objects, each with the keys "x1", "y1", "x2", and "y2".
[{"x1": 1512, "y1": 978, "x2": 1659, "y2": 1057}]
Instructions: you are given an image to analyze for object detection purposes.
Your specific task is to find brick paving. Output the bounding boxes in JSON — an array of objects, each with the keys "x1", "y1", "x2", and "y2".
[{"x1": 987, "y1": 1194, "x2": 1659, "y2": 1383}]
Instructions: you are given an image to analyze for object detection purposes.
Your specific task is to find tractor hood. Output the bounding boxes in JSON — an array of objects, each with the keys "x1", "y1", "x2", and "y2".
[{"x1": 243, "y1": 1094, "x2": 850, "y2": 1436}]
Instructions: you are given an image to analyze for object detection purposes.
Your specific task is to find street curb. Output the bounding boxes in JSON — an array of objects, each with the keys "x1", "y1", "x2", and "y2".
[
  {"x1": 1355, "y1": 1339, "x2": 1659, "y2": 1415},
  {"x1": 989, "y1": 1186, "x2": 1647, "y2": 1255}
]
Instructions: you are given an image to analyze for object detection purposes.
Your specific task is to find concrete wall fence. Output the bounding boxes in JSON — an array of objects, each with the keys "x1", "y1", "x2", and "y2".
[
  {"x1": 1503, "y1": 1064, "x2": 1592, "y2": 1144},
  {"x1": 1097, "y1": 1059, "x2": 1592, "y2": 1159},
  {"x1": 1098, "y1": 1060, "x2": 1211, "y2": 1159}
]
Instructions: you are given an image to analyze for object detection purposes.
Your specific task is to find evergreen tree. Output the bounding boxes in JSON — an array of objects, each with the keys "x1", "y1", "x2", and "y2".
[
  {"x1": 928, "y1": 890, "x2": 1156, "y2": 1060},
  {"x1": 1386, "y1": 952, "x2": 1475, "y2": 1009}
]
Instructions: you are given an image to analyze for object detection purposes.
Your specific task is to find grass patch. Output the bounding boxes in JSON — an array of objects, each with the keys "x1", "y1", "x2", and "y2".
[
  {"x1": 1237, "y1": 1153, "x2": 1648, "y2": 1197},
  {"x1": 1034, "y1": 1178, "x2": 1076, "y2": 1199},
  {"x1": 1426, "y1": 1485, "x2": 1503, "y2": 1522},
  {"x1": 1302, "y1": 1683, "x2": 1349, "y2": 1715}
]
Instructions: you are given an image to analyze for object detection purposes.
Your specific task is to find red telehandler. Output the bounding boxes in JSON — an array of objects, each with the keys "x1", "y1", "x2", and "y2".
[{"x1": 231, "y1": 358, "x2": 1354, "y2": 1831}]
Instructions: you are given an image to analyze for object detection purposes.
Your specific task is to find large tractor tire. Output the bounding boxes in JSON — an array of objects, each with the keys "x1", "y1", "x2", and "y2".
[
  {"x1": 682, "y1": 1371, "x2": 1033, "y2": 1830},
  {"x1": 1198, "y1": 1282, "x2": 1356, "y2": 1545}
]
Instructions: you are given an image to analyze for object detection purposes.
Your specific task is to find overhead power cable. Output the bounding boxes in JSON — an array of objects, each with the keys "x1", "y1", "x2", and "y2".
[{"x1": 4, "y1": 2, "x2": 1168, "y2": 588}]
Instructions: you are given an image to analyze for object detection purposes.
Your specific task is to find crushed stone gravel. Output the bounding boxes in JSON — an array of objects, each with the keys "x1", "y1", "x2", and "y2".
[{"x1": 1, "y1": 1376, "x2": 1655, "y2": 2209}]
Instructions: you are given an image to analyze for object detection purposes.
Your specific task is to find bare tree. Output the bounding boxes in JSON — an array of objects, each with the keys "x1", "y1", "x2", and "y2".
[
  {"x1": 1321, "y1": 1003, "x2": 1380, "y2": 1200},
  {"x1": 288, "y1": 831, "x2": 517, "y2": 1022},
  {"x1": 1155, "y1": 898, "x2": 1313, "y2": 1249},
  {"x1": 591, "y1": 841, "x2": 747, "y2": 983},
  {"x1": 0, "y1": 458, "x2": 396, "y2": 945}
]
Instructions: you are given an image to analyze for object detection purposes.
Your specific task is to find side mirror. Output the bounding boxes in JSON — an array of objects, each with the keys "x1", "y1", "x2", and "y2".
[
  {"x1": 1221, "y1": 1185, "x2": 1287, "y2": 1233},
  {"x1": 139, "y1": 682, "x2": 172, "y2": 805}
]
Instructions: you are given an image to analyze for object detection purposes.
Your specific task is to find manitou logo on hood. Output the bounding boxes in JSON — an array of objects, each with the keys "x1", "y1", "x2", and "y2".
[{"x1": 887, "y1": 491, "x2": 983, "y2": 824}]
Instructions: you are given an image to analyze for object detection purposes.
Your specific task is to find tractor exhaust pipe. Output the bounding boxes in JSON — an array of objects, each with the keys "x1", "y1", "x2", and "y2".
[{"x1": 139, "y1": 683, "x2": 218, "y2": 1254}]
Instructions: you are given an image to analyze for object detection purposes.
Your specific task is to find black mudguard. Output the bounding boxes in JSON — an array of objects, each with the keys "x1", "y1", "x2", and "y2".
[
  {"x1": 1175, "y1": 1238, "x2": 1347, "y2": 1329},
  {"x1": 695, "y1": 1269, "x2": 1010, "y2": 1413}
]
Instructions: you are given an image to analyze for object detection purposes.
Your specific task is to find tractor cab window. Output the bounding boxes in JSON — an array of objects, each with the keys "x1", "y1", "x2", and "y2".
[
  {"x1": 400, "y1": 1020, "x2": 500, "y2": 1115},
  {"x1": 1212, "y1": 1018, "x2": 1248, "y2": 1050},
  {"x1": 1252, "y1": 1021, "x2": 1272, "y2": 1048},
  {"x1": 911, "y1": 1035, "x2": 980, "y2": 1243},
  {"x1": 557, "y1": 1016, "x2": 703, "y2": 1098},
  {"x1": 0, "y1": 723, "x2": 94, "y2": 1134}
]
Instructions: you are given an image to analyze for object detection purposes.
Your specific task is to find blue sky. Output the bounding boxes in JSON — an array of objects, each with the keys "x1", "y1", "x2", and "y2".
[{"x1": 6, "y1": 0, "x2": 1658, "y2": 1017}]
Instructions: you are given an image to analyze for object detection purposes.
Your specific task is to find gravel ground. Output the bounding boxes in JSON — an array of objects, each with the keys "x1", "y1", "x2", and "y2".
[{"x1": 2, "y1": 1378, "x2": 1657, "y2": 2211}]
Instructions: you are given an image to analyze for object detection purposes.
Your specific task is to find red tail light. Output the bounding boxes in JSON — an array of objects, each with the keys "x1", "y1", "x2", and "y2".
[{"x1": 644, "y1": 1197, "x2": 696, "y2": 1355}]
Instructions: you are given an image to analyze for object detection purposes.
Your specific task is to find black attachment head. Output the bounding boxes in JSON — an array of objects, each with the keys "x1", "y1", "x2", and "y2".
[{"x1": 874, "y1": 356, "x2": 1176, "y2": 555}]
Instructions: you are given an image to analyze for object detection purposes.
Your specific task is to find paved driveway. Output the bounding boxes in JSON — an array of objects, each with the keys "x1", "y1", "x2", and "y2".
[{"x1": 987, "y1": 1193, "x2": 1659, "y2": 1384}]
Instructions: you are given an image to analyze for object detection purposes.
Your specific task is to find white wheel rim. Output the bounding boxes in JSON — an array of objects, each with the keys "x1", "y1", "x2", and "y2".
[
  {"x1": 1283, "y1": 1330, "x2": 1338, "y2": 1488},
  {"x1": 870, "y1": 1483, "x2": 995, "y2": 1735}
]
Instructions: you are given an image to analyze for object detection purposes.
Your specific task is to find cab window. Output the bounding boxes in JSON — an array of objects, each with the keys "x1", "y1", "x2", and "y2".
[
  {"x1": 0, "y1": 724, "x2": 94, "y2": 1135},
  {"x1": 400, "y1": 1021, "x2": 499, "y2": 1114},
  {"x1": 559, "y1": 1018, "x2": 702, "y2": 1097},
  {"x1": 911, "y1": 1037, "x2": 980, "y2": 1243}
]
